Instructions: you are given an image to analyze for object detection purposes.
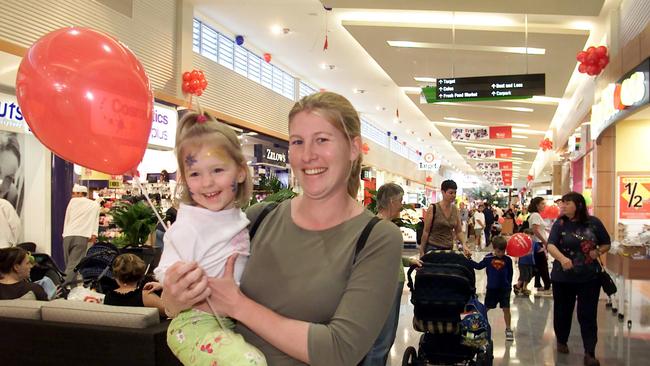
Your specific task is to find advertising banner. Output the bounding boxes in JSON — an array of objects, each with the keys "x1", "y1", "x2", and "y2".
[
  {"x1": 495, "y1": 148, "x2": 513, "y2": 158},
  {"x1": 489, "y1": 126, "x2": 512, "y2": 139},
  {"x1": 619, "y1": 175, "x2": 650, "y2": 220},
  {"x1": 476, "y1": 162, "x2": 499, "y2": 171},
  {"x1": 467, "y1": 148, "x2": 512, "y2": 159}
]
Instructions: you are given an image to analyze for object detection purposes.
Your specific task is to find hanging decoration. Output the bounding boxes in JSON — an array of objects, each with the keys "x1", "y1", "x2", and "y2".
[
  {"x1": 576, "y1": 46, "x2": 609, "y2": 76},
  {"x1": 539, "y1": 138, "x2": 553, "y2": 151},
  {"x1": 263, "y1": 53, "x2": 272, "y2": 63},
  {"x1": 527, "y1": 175, "x2": 534, "y2": 182},
  {"x1": 361, "y1": 143, "x2": 370, "y2": 155},
  {"x1": 182, "y1": 69, "x2": 208, "y2": 97},
  {"x1": 323, "y1": 6, "x2": 332, "y2": 50},
  {"x1": 235, "y1": 35, "x2": 245, "y2": 46},
  {"x1": 425, "y1": 176, "x2": 433, "y2": 183}
]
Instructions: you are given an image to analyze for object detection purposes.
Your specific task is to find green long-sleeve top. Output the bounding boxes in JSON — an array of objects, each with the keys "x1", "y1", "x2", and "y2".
[{"x1": 237, "y1": 201, "x2": 402, "y2": 366}]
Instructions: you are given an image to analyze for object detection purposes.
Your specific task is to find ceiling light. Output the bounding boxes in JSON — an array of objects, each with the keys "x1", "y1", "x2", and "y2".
[
  {"x1": 353, "y1": 88, "x2": 366, "y2": 94},
  {"x1": 341, "y1": 11, "x2": 516, "y2": 28},
  {"x1": 414, "y1": 76, "x2": 437, "y2": 83},
  {"x1": 393, "y1": 117, "x2": 400, "y2": 124},
  {"x1": 401, "y1": 87, "x2": 422, "y2": 94},
  {"x1": 271, "y1": 25, "x2": 283, "y2": 35},
  {"x1": 512, "y1": 128, "x2": 546, "y2": 135},
  {"x1": 512, "y1": 135, "x2": 528, "y2": 139},
  {"x1": 376, "y1": 105, "x2": 386, "y2": 111},
  {"x1": 453, "y1": 141, "x2": 537, "y2": 152},
  {"x1": 436, "y1": 102, "x2": 534, "y2": 113},
  {"x1": 387, "y1": 40, "x2": 545, "y2": 55},
  {"x1": 443, "y1": 117, "x2": 531, "y2": 128},
  {"x1": 434, "y1": 121, "x2": 485, "y2": 128},
  {"x1": 512, "y1": 151, "x2": 526, "y2": 155},
  {"x1": 320, "y1": 63, "x2": 336, "y2": 70},
  {"x1": 510, "y1": 144, "x2": 527, "y2": 148}
]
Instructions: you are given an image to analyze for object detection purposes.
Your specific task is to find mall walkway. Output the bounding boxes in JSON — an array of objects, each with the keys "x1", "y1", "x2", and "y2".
[{"x1": 389, "y1": 251, "x2": 650, "y2": 366}]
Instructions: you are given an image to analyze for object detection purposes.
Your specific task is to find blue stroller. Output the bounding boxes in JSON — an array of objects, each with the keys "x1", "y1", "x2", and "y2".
[{"x1": 402, "y1": 251, "x2": 493, "y2": 366}]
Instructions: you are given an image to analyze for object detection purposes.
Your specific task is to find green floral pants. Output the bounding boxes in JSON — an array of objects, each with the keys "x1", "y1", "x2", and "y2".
[{"x1": 167, "y1": 309, "x2": 266, "y2": 366}]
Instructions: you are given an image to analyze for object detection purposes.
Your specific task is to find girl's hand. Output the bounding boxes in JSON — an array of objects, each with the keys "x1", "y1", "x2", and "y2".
[
  {"x1": 161, "y1": 261, "x2": 210, "y2": 317},
  {"x1": 143, "y1": 281, "x2": 162, "y2": 293},
  {"x1": 560, "y1": 256, "x2": 573, "y2": 271},
  {"x1": 207, "y1": 254, "x2": 245, "y2": 318}
]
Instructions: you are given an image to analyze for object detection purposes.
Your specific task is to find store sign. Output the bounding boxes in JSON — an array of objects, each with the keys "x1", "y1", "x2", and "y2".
[
  {"x1": 0, "y1": 93, "x2": 31, "y2": 134},
  {"x1": 489, "y1": 126, "x2": 512, "y2": 139},
  {"x1": 591, "y1": 58, "x2": 649, "y2": 140},
  {"x1": 147, "y1": 103, "x2": 178, "y2": 150},
  {"x1": 417, "y1": 159, "x2": 441, "y2": 171},
  {"x1": 422, "y1": 73, "x2": 545, "y2": 103},
  {"x1": 467, "y1": 148, "x2": 512, "y2": 159},
  {"x1": 254, "y1": 144, "x2": 288, "y2": 168},
  {"x1": 619, "y1": 175, "x2": 650, "y2": 220},
  {"x1": 452, "y1": 126, "x2": 512, "y2": 141}
]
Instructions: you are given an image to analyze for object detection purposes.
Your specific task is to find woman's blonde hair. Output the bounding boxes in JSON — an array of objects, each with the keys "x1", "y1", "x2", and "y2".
[
  {"x1": 288, "y1": 92, "x2": 362, "y2": 198},
  {"x1": 112, "y1": 253, "x2": 145, "y2": 284},
  {"x1": 175, "y1": 111, "x2": 252, "y2": 207}
]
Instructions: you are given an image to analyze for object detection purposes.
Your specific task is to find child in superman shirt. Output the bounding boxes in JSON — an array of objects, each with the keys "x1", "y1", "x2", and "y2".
[{"x1": 467, "y1": 235, "x2": 515, "y2": 341}]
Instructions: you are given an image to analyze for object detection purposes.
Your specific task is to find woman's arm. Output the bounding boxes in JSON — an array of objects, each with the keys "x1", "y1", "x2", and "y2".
[
  {"x1": 142, "y1": 282, "x2": 166, "y2": 316},
  {"x1": 548, "y1": 244, "x2": 573, "y2": 270},
  {"x1": 420, "y1": 205, "x2": 433, "y2": 256},
  {"x1": 532, "y1": 224, "x2": 547, "y2": 246},
  {"x1": 455, "y1": 215, "x2": 466, "y2": 247}
]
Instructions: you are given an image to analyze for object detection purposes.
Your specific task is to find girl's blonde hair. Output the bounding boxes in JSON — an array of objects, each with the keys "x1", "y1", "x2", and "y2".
[
  {"x1": 175, "y1": 111, "x2": 252, "y2": 207},
  {"x1": 112, "y1": 253, "x2": 145, "y2": 284},
  {"x1": 288, "y1": 92, "x2": 362, "y2": 198}
]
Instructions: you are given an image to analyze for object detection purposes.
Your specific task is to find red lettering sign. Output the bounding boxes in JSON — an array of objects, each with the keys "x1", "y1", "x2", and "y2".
[
  {"x1": 499, "y1": 161, "x2": 513, "y2": 170},
  {"x1": 495, "y1": 148, "x2": 512, "y2": 158},
  {"x1": 489, "y1": 126, "x2": 512, "y2": 139}
]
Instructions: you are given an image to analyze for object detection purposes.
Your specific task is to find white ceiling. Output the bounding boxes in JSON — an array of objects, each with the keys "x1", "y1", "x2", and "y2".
[
  {"x1": 189, "y1": 0, "x2": 612, "y2": 187},
  {"x1": 0, "y1": 52, "x2": 21, "y2": 90}
]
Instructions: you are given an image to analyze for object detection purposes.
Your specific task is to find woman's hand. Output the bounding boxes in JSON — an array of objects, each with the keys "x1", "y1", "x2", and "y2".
[
  {"x1": 409, "y1": 257, "x2": 423, "y2": 268},
  {"x1": 589, "y1": 249, "x2": 600, "y2": 260},
  {"x1": 161, "y1": 261, "x2": 210, "y2": 317},
  {"x1": 207, "y1": 254, "x2": 246, "y2": 318},
  {"x1": 560, "y1": 256, "x2": 573, "y2": 271},
  {"x1": 143, "y1": 281, "x2": 162, "y2": 293}
]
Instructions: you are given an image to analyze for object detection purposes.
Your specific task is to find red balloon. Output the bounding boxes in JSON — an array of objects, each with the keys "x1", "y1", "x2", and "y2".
[
  {"x1": 506, "y1": 233, "x2": 533, "y2": 257},
  {"x1": 598, "y1": 55, "x2": 609, "y2": 68},
  {"x1": 587, "y1": 46, "x2": 596, "y2": 53},
  {"x1": 263, "y1": 53, "x2": 272, "y2": 63},
  {"x1": 182, "y1": 81, "x2": 191, "y2": 93},
  {"x1": 195, "y1": 89, "x2": 203, "y2": 97},
  {"x1": 586, "y1": 52, "x2": 598, "y2": 66},
  {"x1": 578, "y1": 63, "x2": 588, "y2": 73},
  {"x1": 182, "y1": 72, "x2": 191, "y2": 81},
  {"x1": 498, "y1": 216, "x2": 505, "y2": 224},
  {"x1": 16, "y1": 27, "x2": 153, "y2": 175},
  {"x1": 576, "y1": 51, "x2": 587, "y2": 63},
  {"x1": 596, "y1": 45, "x2": 608, "y2": 57},
  {"x1": 200, "y1": 79, "x2": 208, "y2": 89},
  {"x1": 191, "y1": 79, "x2": 200, "y2": 89},
  {"x1": 191, "y1": 70, "x2": 200, "y2": 80},
  {"x1": 543, "y1": 205, "x2": 560, "y2": 220}
]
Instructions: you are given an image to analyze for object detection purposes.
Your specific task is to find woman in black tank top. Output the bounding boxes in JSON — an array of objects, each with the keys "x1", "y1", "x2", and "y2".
[{"x1": 103, "y1": 254, "x2": 165, "y2": 315}]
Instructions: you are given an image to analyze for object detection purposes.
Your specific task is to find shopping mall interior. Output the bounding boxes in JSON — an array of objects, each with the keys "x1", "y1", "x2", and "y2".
[{"x1": 1, "y1": 0, "x2": 650, "y2": 365}]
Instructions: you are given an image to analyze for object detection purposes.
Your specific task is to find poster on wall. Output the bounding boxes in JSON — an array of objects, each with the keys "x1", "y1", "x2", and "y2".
[
  {"x1": 475, "y1": 161, "x2": 513, "y2": 171},
  {"x1": 0, "y1": 131, "x2": 25, "y2": 215},
  {"x1": 619, "y1": 175, "x2": 650, "y2": 220}
]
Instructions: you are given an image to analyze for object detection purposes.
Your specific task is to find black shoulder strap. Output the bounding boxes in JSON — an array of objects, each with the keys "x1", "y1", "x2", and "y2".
[
  {"x1": 352, "y1": 216, "x2": 381, "y2": 264},
  {"x1": 249, "y1": 202, "x2": 279, "y2": 240}
]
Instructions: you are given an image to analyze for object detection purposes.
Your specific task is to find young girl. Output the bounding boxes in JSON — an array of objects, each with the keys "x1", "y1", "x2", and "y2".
[{"x1": 154, "y1": 111, "x2": 266, "y2": 366}]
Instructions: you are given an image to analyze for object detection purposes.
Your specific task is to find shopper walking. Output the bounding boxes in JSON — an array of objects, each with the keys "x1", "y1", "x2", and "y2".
[
  {"x1": 419, "y1": 180, "x2": 467, "y2": 256},
  {"x1": 547, "y1": 192, "x2": 610, "y2": 366},
  {"x1": 62, "y1": 184, "x2": 100, "y2": 283},
  {"x1": 528, "y1": 197, "x2": 551, "y2": 295},
  {"x1": 483, "y1": 202, "x2": 495, "y2": 246}
]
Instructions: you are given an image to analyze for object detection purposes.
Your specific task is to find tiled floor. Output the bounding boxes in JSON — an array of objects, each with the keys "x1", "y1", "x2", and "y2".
[{"x1": 389, "y1": 250, "x2": 650, "y2": 365}]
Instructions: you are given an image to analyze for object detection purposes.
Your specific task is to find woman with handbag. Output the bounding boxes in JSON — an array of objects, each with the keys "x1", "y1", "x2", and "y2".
[
  {"x1": 547, "y1": 192, "x2": 611, "y2": 366},
  {"x1": 419, "y1": 180, "x2": 466, "y2": 257}
]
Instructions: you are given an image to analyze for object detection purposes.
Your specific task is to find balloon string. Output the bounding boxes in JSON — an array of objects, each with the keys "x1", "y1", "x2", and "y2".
[
  {"x1": 133, "y1": 177, "x2": 169, "y2": 231},
  {"x1": 187, "y1": 94, "x2": 193, "y2": 109}
]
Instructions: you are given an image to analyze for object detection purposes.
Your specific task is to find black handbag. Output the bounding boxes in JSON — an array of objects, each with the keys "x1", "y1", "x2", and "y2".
[{"x1": 597, "y1": 258, "x2": 617, "y2": 296}]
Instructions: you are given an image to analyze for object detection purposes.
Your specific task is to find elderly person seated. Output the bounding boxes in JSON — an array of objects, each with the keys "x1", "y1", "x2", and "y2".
[{"x1": 0, "y1": 247, "x2": 48, "y2": 300}]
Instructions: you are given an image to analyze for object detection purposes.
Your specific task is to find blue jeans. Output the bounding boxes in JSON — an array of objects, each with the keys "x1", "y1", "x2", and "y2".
[{"x1": 361, "y1": 280, "x2": 404, "y2": 366}]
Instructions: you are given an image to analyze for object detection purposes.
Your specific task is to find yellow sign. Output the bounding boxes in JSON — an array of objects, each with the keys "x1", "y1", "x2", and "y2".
[{"x1": 108, "y1": 180, "x2": 122, "y2": 188}]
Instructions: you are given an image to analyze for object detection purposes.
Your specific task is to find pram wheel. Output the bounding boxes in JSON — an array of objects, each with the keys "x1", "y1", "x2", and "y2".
[{"x1": 402, "y1": 346, "x2": 418, "y2": 366}]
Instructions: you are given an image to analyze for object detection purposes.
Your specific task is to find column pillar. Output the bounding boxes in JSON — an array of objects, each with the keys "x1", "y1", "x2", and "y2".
[{"x1": 593, "y1": 126, "x2": 616, "y2": 235}]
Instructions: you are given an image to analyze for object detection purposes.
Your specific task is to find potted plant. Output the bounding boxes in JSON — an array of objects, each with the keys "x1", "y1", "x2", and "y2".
[{"x1": 109, "y1": 201, "x2": 159, "y2": 249}]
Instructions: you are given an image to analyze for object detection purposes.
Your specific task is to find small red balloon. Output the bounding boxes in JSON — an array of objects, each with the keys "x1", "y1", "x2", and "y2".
[
  {"x1": 263, "y1": 53, "x2": 272, "y2": 63},
  {"x1": 182, "y1": 81, "x2": 191, "y2": 92},
  {"x1": 587, "y1": 46, "x2": 596, "y2": 53},
  {"x1": 200, "y1": 79, "x2": 208, "y2": 89},
  {"x1": 595, "y1": 45, "x2": 608, "y2": 57},
  {"x1": 191, "y1": 70, "x2": 200, "y2": 79},
  {"x1": 507, "y1": 233, "x2": 533, "y2": 257},
  {"x1": 576, "y1": 51, "x2": 587, "y2": 63},
  {"x1": 195, "y1": 89, "x2": 203, "y2": 97},
  {"x1": 182, "y1": 72, "x2": 191, "y2": 81},
  {"x1": 578, "y1": 63, "x2": 588, "y2": 73},
  {"x1": 598, "y1": 55, "x2": 609, "y2": 68}
]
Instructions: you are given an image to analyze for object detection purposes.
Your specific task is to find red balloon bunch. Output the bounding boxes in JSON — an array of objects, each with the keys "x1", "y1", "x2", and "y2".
[
  {"x1": 539, "y1": 138, "x2": 553, "y2": 151},
  {"x1": 361, "y1": 142, "x2": 370, "y2": 155},
  {"x1": 506, "y1": 233, "x2": 533, "y2": 257},
  {"x1": 576, "y1": 46, "x2": 609, "y2": 76},
  {"x1": 526, "y1": 175, "x2": 534, "y2": 182},
  {"x1": 541, "y1": 205, "x2": 561, "y2": 220},
  {"x1": 182, "y1": 70, "x2": 208, "y2": 96}
]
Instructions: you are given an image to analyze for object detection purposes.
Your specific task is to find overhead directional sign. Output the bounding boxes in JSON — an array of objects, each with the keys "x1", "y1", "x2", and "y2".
[{"x1": 421, "y1": 73, "x2": 545, "y2": 103}]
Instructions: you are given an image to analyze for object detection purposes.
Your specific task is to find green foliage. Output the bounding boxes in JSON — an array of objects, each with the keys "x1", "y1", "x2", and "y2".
[
  {"x1": 249, "y1": 175, "x2": 296, "y2": 206},
  {"x1": 262, "y1": 188, "x2": 297, "y2": 203},
  {"x1": 365, "y1": 188, "x2": 378, "y2": 214},
  {"x1": 109, "y1": 201, "x2": 158, "y2": 248}
]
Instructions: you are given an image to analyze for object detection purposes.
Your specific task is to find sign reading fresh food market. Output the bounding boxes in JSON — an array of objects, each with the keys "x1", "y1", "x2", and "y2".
[{"x1": 421, "y1": 73, "x2": 545, "y2": 103}]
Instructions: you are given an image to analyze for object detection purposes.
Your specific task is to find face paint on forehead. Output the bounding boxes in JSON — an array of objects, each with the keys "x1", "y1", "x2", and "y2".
[
  {"x1": 184, "y1": 153, "x2": 198, "y2": 168},
  {"x1": 202, "y1": 147, "x2": 231, "y2": 162}
]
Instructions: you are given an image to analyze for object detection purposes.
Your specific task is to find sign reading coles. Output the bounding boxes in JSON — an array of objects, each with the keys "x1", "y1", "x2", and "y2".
[{"x1": 254, "y1": 144, "x2": 288, "y2": 168}]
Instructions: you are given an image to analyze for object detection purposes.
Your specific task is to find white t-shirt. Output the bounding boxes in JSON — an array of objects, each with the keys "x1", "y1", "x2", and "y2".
[
  {"x1": 62, "y1": 197, "x2": 100, "y2": 238},
  {"x1": 473, "y1": 212, "x2": 486, "y2": 229},
  {"x1": 528, "y1": 212, "x2": 547, "y2": 242},
  {"x1": 0, "y1": 198, "x2": 20, "y2": 247},
  {"x1": 154, "y1": 203, "x2": 250, "y2": 286}
]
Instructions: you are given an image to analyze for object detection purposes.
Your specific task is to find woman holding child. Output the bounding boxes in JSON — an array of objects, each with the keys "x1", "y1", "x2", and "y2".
[{"x1": 161, "y1": 92, "x2": 402, "y2": 365}]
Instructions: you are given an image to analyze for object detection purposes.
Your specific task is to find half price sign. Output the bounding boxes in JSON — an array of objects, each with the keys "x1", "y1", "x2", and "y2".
[{"x1": 619, "y1": 175, "x2": 650, "y2": 219}]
